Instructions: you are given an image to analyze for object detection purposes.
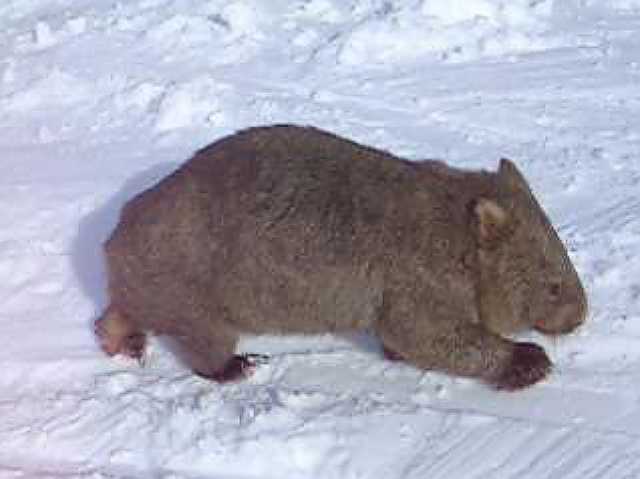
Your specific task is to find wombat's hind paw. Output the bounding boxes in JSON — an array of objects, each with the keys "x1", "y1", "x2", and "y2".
[
  {"x1": 95, "y1": 310, "x2": 146, "y2": 360},
  {"x1": 198, "y1": 354, "x2": 262, "y2": 383},
  {"x1": 492, "y1": 342, "x2": 552, "y2": 391},
  {"x1": 120, "y1": 333, "x2": 146, "y2": 360}
]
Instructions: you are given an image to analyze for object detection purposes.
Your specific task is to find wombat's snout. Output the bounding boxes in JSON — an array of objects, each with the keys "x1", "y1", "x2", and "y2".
[{"x1": 535, "y1": 297, "x2": 587, "y2": 336}]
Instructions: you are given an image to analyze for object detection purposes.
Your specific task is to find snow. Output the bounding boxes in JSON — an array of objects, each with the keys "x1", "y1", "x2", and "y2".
[{"x1": 1, "y1": 0, "x2": 640, "y2": 477}]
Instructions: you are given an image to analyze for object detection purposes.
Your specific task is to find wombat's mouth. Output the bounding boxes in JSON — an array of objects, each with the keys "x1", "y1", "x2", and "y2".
[{"x1": 534, "y1": 319, "x2": 581, "y2": 336}]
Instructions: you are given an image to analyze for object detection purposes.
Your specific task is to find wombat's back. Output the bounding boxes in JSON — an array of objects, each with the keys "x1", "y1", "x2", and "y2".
[{"x1": 105, "y1": 125, "x2": 459, "y2": 337}]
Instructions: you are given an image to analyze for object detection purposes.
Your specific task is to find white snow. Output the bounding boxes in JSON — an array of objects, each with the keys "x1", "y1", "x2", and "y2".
[
  {"x1": 338, "y1": 0, "x2": 569, "y2": 64},
  {"x1": 1, "y1": 0, "x2": 640, "y2": 477}
]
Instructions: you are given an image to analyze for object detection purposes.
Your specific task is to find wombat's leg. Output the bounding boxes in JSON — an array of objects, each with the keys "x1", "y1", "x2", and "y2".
[
  {"x1": 94, "y1": 305, "x2": 146, "y2": 360},
  {"x1": 377, "y1": 320, "x2": 552, "y2": 391},
  {"x1": 173, "y1": 332, "x2": 256, "y2": 383},
  {"x1": 492, "y1": 342, "x2": 553, "y2": 391}
]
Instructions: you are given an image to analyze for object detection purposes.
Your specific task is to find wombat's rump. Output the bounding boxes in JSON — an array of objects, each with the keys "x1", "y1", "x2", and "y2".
[{"x1": 96, "y1": 125, "x2": 587, "y2": 390}]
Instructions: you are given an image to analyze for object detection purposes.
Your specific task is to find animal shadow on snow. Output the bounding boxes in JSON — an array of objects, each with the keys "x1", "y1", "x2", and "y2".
[{"x1": 71, "y1": 162, "x2": 180, "y2": 326}]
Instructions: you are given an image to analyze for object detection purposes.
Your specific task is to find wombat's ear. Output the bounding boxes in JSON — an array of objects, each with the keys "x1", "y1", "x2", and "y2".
[
  {"x1": 471, "y1": 198, "x2": 511, "y2": 247},
  {"x1": 499, "y1": 158, "x2": 534, "y2": 197}
]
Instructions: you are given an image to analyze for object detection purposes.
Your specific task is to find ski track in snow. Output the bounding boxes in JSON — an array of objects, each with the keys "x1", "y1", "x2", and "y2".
[{"x1": 2, "y1": 0, "x2": 640, "y2": 477}]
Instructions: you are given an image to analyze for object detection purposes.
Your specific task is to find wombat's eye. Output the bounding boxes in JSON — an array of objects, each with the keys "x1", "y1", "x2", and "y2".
[{"x1": 549, "y1": 282, "x2": 561, "y2": 298}]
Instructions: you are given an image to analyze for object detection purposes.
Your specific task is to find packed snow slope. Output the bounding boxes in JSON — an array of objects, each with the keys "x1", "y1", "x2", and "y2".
[{"x1": 2, "y1": 0, "x2": 640, "y2": 477}]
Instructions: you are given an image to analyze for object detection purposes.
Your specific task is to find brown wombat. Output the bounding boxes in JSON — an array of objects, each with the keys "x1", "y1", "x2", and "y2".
[{"x1": 95, "y1": 125, "x2": 587, "y2": 390}]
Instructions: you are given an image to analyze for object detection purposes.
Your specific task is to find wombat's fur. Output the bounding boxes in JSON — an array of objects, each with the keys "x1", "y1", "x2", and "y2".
[{"x1": 96, "y1": 125, "x2": 587, "y2": 390}]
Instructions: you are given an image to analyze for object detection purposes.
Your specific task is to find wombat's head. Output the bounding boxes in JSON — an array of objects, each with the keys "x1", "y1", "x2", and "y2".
[{"x1": 473, "y1": 159, "x2": 587, "y2": 337}]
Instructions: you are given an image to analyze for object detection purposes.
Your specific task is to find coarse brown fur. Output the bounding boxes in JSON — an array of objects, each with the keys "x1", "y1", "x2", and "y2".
[{"x1": 95, "y1": 125, "x2": 587, "y2": 390}]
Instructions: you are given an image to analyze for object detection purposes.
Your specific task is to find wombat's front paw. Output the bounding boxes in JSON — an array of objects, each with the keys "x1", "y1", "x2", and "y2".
[
  {"x1": 382, "y1": 346, "x2": 405, "y2": 362},
  {"x1": 198, "y1": 354, "x2": 264, "y2": 383},
  {"x1": 492, "y1": 342, "x2": 552, "y2": 391}
]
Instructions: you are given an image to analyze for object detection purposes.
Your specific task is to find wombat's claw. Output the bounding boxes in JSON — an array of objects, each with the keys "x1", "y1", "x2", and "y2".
[
  {"x1": 204, "y1": 354, "x2": 260, "y2": 383},
  {"x1": 493, "y1": 342, "x2": 552, "y2": 391},
  {"x1": 244, "y1": 353, "x2": 270, "y2": 364},
  {"x1": 121, "y1": 333, "x2": 146, "y2": 361}
]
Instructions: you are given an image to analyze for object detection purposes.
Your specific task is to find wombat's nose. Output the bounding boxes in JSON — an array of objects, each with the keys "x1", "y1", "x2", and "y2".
[{"x1": 535, "y1": 299, "x2": 587, "y2": 336}]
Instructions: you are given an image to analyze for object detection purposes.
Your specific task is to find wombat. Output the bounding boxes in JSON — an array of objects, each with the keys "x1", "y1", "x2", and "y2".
[{"x1": 95, "y1": 125, "x2": 587, "y2": 390}]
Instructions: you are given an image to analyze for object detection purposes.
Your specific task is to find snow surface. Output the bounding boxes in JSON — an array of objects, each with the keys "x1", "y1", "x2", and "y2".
[{"x1": 1, "y1": 0, "x2": 640, "y2": 477}]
